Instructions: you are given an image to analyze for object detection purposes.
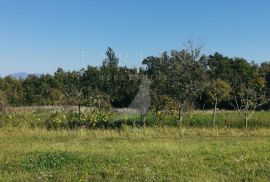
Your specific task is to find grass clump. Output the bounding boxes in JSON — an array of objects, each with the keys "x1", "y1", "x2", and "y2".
[{"x1": 21, "y1": 151, "x2": 83, "y2": 171}]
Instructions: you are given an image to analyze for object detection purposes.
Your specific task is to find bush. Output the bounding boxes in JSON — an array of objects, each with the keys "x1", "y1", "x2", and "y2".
[
  {"x1": 45, "y1": 109, "x2": 118, "y2": 129},
  {"x1": 84, "y1": 94, "x2": 111, "y2": 110}
]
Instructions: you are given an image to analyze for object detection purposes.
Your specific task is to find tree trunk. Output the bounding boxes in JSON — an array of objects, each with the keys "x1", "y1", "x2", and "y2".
[
  {"x1": 141, "y1": 114, "x2": 146, "y2": 127},
  {"x1": 141, "y1": 110, "x2": 147, "y2": 127},
  {"x1": 202, "y1": 103, "x2": 205, "y2": 112},
  {"x1": 245, "y1": 113, "x2": 248, "y2": 130},
  {"x1": 143, "y1": 115, "x2": 146, "y2": 127},
  {"x1": 178, "y1": 102, "x2": 185, "y2": 127},
  {"x1": 78, "y1": 103, "x2": 81, "y2": 121},
  {"x1": 212, "y1": 98, "x2": 217, "y2": 128}
]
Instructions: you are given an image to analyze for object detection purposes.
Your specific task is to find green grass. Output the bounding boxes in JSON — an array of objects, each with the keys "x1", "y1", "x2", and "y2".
[
  {"x1": 1, "y1": 127, "x2": 270, "y2": 181},
  {"x1": 1, "y1": 108, "x2": 270, "y2": 181},
  {"x1": 188, "y1": 111, "x2": 270, "y2": 128}
]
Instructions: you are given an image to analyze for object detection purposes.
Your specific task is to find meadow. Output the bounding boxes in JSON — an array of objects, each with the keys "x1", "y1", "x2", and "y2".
[
  {"x1": 1, "y1": 127, "x2": 270, "y2": 181},
  {"x1": 0, "y1": 108, "x2": 270, "y2": 181}
]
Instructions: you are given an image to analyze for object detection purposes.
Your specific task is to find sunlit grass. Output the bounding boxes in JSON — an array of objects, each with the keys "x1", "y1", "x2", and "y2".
[{"x1": 1, "y1": 127, "x2": 270, "y2": 181}]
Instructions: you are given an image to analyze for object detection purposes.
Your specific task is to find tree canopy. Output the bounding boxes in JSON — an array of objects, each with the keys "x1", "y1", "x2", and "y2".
[{"x1": 0, "y1": 47, "x2": 269, "y2": 113}]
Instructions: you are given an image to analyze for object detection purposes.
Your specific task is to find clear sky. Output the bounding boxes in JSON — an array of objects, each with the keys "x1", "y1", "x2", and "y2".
[{"x1": 1, "y1": 0, "x2": 270, "y2": 76}]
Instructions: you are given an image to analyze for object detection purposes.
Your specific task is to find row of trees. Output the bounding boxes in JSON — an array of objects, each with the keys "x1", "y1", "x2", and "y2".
[
  {"x1": 142, "y1": 42, "x2": 269, "y2": 128},
  {"x1": 1, "y1": 44, "x2": 270, "y2": 128},
  {"x1": 0, "y1": 48, "x2": 141, "y2": 108}
]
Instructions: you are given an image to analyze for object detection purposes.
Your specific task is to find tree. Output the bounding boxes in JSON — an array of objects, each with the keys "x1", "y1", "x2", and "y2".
[
  {"x1": 0, "y1": 90, "x2": 7, "y2": 112},
  {"x1": 142, "y1": 52, "x2": 172, "y2": 114},
  {"x1": 100, "y1": 47, "x2": 120, "y2": 106},
  {"x1": 230, "y1": 77, "x2": 267, "y2": 129},
  {"x1": 55, "y1": 69, "x2": 85, "y2": 121},
  {"x1": 260, "y1": 61, "x2": 270, "y2": 107},
  {"x1": 0, "y1": 77, "x2": 24, "y2": 106},
  {"x1": 102, "y1": 47, "x2": 119, "y2": 69},
  {"x1": 206, "y1": 52, "x2": 233, "y2": 82},
  {"x1": 169, "y1": 42, "x2": 206, "y2": 126},
  {"x1": 22, "y1": 75, "x2": 42, "y2": 105},
  {"x1": 206, "y1": 79, "x2": 231, "y2": 127},
  {"x1": 49, "y1": 88, "x2": 65, "y2": 105}
]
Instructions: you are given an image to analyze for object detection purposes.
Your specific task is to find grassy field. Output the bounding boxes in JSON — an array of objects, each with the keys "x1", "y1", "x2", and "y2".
[{"x1": 1, "y1": 127, "x2": 270, "y2": 181}]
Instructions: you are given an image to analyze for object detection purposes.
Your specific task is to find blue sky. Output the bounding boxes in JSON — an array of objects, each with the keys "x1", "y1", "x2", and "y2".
[{"x1": 1, "y1": 0, "x2": 270, "y2": 76}]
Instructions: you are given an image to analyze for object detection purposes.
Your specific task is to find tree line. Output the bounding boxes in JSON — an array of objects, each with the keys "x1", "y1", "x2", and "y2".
[{"x1": 1, "y1": 44, "x2": 270, "y2": 123}]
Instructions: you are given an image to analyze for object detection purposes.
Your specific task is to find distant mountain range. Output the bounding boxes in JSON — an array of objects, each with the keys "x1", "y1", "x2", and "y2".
[
  {"x1": 8, "y1": 72, "x2": 29, "y2": 79},
  {"x1": 7, "y1": 72, "x2": 42, "y2": 79}
]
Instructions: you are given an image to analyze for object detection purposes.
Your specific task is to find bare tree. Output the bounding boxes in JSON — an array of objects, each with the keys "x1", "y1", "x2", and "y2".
[{"x1": 230, "y1": 80, "x2": 267, "y2": 130}]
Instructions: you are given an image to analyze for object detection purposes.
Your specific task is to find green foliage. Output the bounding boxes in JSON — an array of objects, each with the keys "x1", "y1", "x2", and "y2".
[
  {"x1": 84, "y1": 94, "x2": 111, "y2": 110},
  {"x1": 45, "y1": 110, "x2": 118, "y2": 129},
  {"x1": 0, "y1": 46, "x2": 269, "y2": 111},
  {"x1": 21, "y1": 152, "x2": 83, "y2": 171},
  {"x1": 0, "y1": 90, "x2": 7, "y2": 112},
  {"x1": 1, "y1": 109, "x2": 270, "y2": 129},
  {"x1": 206, "y1": 79, "x2": 231, "y2": 104}
]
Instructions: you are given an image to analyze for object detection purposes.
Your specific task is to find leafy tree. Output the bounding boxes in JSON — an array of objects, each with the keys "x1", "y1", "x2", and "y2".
[
  {"x1": 232, "y1": 57, "x2": 252, "y2": 84},
  {"x1": 49, "y1": 88, "x2": 65, "y2": 105},
  {"x1": 0, "y1": 77, "x2": 24, "y2": 106},
  {"x1": 102, "y1": 47, "x2": 119, "y2": 69},
  {"x1": 0, "y1": 90, "x2": 7, "y2": 112},
  {"x1": 260, "y1": 61, "x2": 270, "y2": 106},
  {"x1": 206, "y1": 79, "x2": 231, "y2": 127},
  {"x1": 81, "y1": 66, "x2": 100, "y2": 96},
  {"x1": 22, "y1": 75, "x2": 42, "y2": 105},
  {"x1": 169, "y1": 43, "x2": 206, "y2": 126},
  {"x1": 206, "y1": 52, "x2": 233, "y2": 82},
  {"x1": 100, "y1": 47, "x2": 120, "y2": 105},
  {"x1": 100, "y1": 47, "x2": 141, "y2": 107},
  {"x1": 142, "y1": 53, "x2": 171, "y2": 114},
  {"x1": 55, "y1": 69, "x2": 85, "y2": 120}
]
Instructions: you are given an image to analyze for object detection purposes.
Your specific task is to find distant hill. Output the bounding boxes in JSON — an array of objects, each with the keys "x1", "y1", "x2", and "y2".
[
  {"x1": 7, "y1": 72, "x2": 43, "y2": 79},
  {"x1": 8, "y1": 72, "x2": 29, "y2": 79}
]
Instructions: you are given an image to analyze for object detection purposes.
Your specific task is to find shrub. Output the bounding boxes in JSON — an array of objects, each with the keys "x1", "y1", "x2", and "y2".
[
  {"x1": 84, "y1": 94, "x2": 111, "y2": 110},
  {"x1": 45, "y1": 109, "x2": 118, "y2": 129},
  {"x1": 45, "y1": 111, "x2": 69, "y2": 129}
]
